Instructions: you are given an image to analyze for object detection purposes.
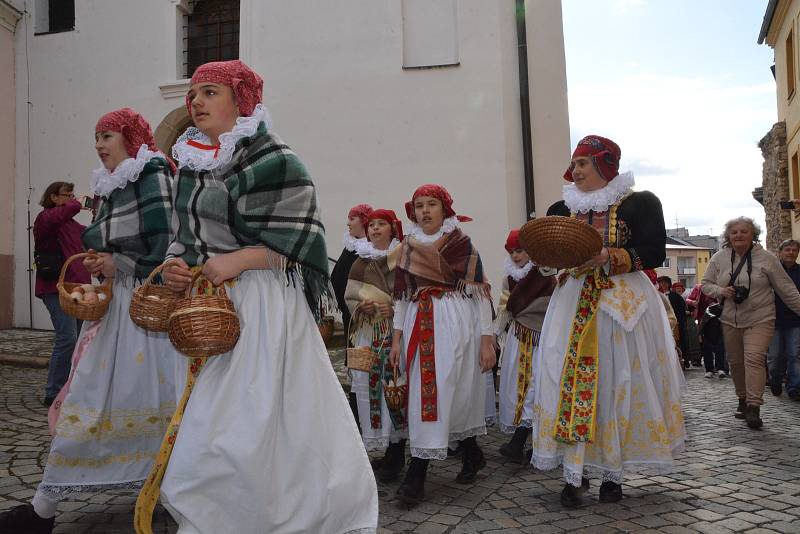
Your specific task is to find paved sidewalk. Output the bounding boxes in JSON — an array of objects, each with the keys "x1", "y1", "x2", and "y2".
[{"x1": 2, "y1": 362, "x2": 800, "y2": 533}]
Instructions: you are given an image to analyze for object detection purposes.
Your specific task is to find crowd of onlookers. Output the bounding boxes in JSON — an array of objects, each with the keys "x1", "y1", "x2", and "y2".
[{"x1": 661, "y1": 218, "x2": 800, "y2": 429}]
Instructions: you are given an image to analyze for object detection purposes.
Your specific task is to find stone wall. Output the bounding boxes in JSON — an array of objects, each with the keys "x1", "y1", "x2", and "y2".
[{"x1": 758, "y1": 121, "x2": 791, "y2": 253}]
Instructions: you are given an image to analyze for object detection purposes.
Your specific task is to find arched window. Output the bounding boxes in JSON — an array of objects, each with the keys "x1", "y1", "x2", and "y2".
[{"x1": 185, "y1": 0, "x2": 240, "y2": 78}]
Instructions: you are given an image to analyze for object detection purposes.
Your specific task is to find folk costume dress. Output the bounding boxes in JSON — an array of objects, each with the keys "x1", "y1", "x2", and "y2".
[
  {"x1": 495, "y1": 256, "x2": 555, "y2": 434},
  {"x1": 345, "y1": 238, "x2": 407, "y2": 450},
  {"x1": 139, "y1": 100, "x2": 378, "y2": 534},
  {"x1": 393, "y1": 217, "x2": 493, "y2": 460},
  {"x1": 333, "y1": 204, "x2": 373, "y2": 335},
  {"x1": 33, "y1": 132, "x2": 177, "y2": 515},
  {"x1": 528, "y1": 170, "x2": 686, "y2": 487}
]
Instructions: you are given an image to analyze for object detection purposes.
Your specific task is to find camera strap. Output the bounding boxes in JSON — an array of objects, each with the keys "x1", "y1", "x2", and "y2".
[{"x1": 728, "y1": 246, "x2": 752, "y2": 288}]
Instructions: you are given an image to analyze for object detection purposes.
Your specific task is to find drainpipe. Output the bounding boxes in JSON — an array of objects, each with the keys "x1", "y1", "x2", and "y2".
[{"x1": 515, "y1": 0, "x2": 536, "y2": 219}]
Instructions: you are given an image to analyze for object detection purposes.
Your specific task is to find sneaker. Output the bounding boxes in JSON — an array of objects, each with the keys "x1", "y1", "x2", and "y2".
[
  {"x1": 704, "y1": 372, "x2": 714, "y2": 379},
  {"x1": 0, "y1": 503, "x2": 54, "y2": 534},
  {"x1": 717, "y1": 370, "x2": 727, "y2": 378}
]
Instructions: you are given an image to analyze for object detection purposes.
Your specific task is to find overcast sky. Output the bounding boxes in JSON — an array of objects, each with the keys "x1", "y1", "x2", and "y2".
[{"x1": 561, "y1": 0, "x2": 775, "y2": 238}]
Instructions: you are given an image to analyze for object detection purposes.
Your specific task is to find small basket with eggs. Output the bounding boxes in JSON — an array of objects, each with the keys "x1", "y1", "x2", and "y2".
[{"x1": 57, "y1": 253, "x2": 113, "y2": 321}]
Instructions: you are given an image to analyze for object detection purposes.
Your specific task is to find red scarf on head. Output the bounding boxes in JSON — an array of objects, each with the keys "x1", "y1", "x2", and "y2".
[
  {"x1": 404, "y1": 184, "x2": 473, "y2": 223},
  {"x1": 564, "y1": 135, "x2": 621, "y2": 182}
]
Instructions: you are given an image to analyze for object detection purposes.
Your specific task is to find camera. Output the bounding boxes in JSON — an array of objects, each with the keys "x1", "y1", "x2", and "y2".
[
  {"x1": 83, "y1": 196, "x2": 94, "y2": 209},
  {"x1": 733, "y1": 285, "x2": 749, "y2": 304}
]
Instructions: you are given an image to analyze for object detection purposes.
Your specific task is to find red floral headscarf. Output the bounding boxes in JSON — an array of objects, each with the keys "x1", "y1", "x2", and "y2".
[
  {"x1": 504, "y1": 229, "x2": 521, "y2": 253},
  {"x1": 186, "y1": 59, "x2": 264, "y2": 117},
  {"x1": 95, "y1": 108, "x2": 158, "y2": 158},
  {"x1": 348, "y1": 204, "x2": 373, "y2": 230},
  {"x1": 404, "y1": 184, "x2": 472, "y2": 223},
  {"x1": 367, "y1": 209, "x2": 404, "y2": 241},
  {"x1": 564, "y1": 135, "x2": 621, "y2": 182}
]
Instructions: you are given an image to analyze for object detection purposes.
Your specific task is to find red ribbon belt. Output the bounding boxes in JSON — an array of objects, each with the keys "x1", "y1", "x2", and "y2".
[{"x1": 405, "y1": 287, "x2": 447, "y2": 422}]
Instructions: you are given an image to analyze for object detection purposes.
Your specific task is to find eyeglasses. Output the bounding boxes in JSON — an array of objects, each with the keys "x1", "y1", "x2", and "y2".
[{"x1": 57, "y1": 193, "x2": 76, "y2": 198}]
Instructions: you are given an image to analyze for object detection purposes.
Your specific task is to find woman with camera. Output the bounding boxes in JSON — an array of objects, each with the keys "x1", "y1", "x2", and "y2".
[
  {"x1": 701, "y1": 217, "x2": 800, "y2": 429},
  {"x1": 33, "y1": 181, "x2": 91, "y2": 407}
]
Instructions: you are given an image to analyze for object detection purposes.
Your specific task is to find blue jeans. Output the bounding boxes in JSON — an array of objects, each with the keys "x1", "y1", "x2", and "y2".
[
  {"x1": 767, "y1": 326, "x2": 800, "y2": 395},
  {"x1": 41, "y1": 294, "x2": 81, "y2": 399}
]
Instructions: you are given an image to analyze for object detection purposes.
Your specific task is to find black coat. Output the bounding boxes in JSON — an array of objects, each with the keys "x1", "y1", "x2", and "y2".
[
  {"x1": 546, "y1": 190, "x2": 667, "y2": 271},
  {"x1": 330, "y1": 248, "x2": 358, "y2": 331}
]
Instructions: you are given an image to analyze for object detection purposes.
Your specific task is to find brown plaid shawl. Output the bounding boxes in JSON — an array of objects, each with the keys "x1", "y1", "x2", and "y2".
[
  {"x1": 393, "y1": 228, "x2": 489, "y2": 300},
  {"x1": 506, "y1": 269, "x2": 556, "y2": 333},
  {"x1": 344, "y1": 251, "x2": 398, "y2": 332}
]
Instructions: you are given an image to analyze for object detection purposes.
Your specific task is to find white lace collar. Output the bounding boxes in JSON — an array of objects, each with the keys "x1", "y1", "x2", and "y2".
[
  {"x1": 90, "y1": 144, "x2": 162, "y2": 198},
  {"x1": 562, "y1": 171, "x2": 635, "y2": 213},
  {"x1": 172, "y1": 103, "x2": 271, "y2": 171},
  {"x1": 343, "y1": 231, "x2": 368, "y2": 253},
  {"x1": 504, "y1": 256, "x2": 534, "y2": 282},
  {"x1": 356, "y1": 238, "x2": 400, "y2": 260},
  {"x1": 407, "y1": 216, "x2": 458, "y2": 244}
]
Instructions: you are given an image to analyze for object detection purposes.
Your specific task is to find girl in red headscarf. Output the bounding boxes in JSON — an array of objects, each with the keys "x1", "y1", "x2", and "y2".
[
  {"x1": 528, "y1": 135, "x2": 685, "y2": 508},
  {"x1": 494, "y1": 229, "x2": 555, "y2": 462},
  {"x1": 388, "y1": 184, "x2": 496, "y2": 504},
  {"x1": 332, "y1": 203, "x2": 373, "y2": 341},
  {"x1": 344, "y1": 209, "x2": 407, "y2": 481},
  {"x1": 0, "y1": 109, "x2": 177, "y2": 534},
  {"x1": 149, "y1": 60, "x2": 377, "y2": 534}
]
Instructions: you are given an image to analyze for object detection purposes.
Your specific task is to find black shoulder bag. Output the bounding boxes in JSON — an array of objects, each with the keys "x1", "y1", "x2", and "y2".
[{"x1": 34, "y1": 248, "x2": 65, "y2": 281}]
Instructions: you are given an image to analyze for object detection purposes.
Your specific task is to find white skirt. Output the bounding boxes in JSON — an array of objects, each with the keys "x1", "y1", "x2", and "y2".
[
  {"x1": 498, "y1": 325, "x2": 537, "y2": 434},
  {"x1": 400, "y1": 294, "x2": 487, "y2": 460},
  {"x1": 38, "y1": 274, "x2": 177, "y2": 501},
  {"x1": 351, "y1": 326, "x2": 406, "y2": 451},
  {"x1": 529, "y1": 271, "x2": 686, "y2": 486},
  {"x1": 160, "y1": 270, "x2": 378, "y2": 534}
]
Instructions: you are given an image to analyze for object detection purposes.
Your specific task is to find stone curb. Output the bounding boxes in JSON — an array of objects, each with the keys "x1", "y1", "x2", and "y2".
[{"x1": 0, "y1": 353, "x2": 49, "y2": 369}]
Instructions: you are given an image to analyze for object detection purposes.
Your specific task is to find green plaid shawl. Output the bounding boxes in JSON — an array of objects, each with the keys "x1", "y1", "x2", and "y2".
[
  {"x1": 82, "y1": 158, "x2": 173, "y2": 279},
  {"x1": 167, "y1": 123, "x2": 329, "y2": 310}
]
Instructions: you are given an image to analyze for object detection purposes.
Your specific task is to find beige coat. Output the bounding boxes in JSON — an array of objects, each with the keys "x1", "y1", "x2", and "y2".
[{"x1": 701, "y1": 243, "x2": 800, "y2": 328}]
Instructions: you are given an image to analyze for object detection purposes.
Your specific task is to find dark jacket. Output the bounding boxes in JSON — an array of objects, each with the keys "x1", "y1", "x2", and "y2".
[
  {"x1": 775, "y1": 262, "x2": 800, "y2": 329},
  {"x1": 547, "y1": 190, "x2": 667, "y2": 271}
]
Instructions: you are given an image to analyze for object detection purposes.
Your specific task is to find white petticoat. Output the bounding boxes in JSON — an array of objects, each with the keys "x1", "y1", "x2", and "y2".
[
  {"x1": 400, "y1": 295, "x2": 487, "y2": 460},
  {"x1": 38, "y1": 274, "x2": 178, "y2": 500},
  {"x1": 160, "y1": 269, "x2": 378, "y2": 534},
  {"x1": 351, "y1": 326, "x2": 406, "y2": 451},
  {"x1": 528, "y1": 271, "x2": 686, "y2": 486}
]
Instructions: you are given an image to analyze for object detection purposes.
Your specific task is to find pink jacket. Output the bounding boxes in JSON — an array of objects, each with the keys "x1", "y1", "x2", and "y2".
[{"x1": 33, "y1": 200, "x2": 90, "y2": 297}]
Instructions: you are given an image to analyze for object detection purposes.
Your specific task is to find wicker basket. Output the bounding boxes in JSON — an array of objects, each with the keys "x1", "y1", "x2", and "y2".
[
  {"x1": 129, "y1": 261, "x2": 181, "y2": 332},
  {"x1": 384, "y1": 364, "x2": 407, "y2": 412},
  {"x1": 167, "y1": 273, "x2": 240, "y2": 358},
  {"x1": 346, "y1": 346, "x2": 375, "y2": 372},
  {"x1": 519, "y1": 216, "x2": 603, "y2": 269},
  {"x1": 57, "y1": 253, "x2": 113, "y2": 321},
  {"x1": 318, "y1": 316, "x2": 335, "y2": 346}
]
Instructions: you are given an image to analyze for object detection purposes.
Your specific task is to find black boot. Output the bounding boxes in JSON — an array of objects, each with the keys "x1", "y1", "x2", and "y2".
[
  {"x1": 734, "y1": 398, "x2": 746, "y2": 419},
  {"x1": 376, "y1": 439, "x2": 406, "y2": 483},
  {"x1": 455, "y1": 437, "x2": 486, "y2": 484},
  {"x1": 599, "y1": 481, "x2": 623, "y2": 503},
  {"x1": 559, "y1": 478, "x2": 590, "y2": 508},
  {"x1": 498, "y1": 427, "x2": 531, "y2": 463},
  {"x1": 396, "y1": 458, "x2": 428, "y2": 505},
  {"x1": 745, "y1": 404, "x2": 763, "y2": 429},
  {"x1": 0, "y1": 504, "x2": 55, "y2": 534}
]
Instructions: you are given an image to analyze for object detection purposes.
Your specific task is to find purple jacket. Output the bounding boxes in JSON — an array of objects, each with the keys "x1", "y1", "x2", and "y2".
[{"x1": 33, "y1": 200, "x2": 91, "y2": 297}]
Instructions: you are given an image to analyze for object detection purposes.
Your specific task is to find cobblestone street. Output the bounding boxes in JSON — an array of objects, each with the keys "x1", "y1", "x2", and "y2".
[{"x1": 2, "y1": 359, "x2": 800, "y2": 533}]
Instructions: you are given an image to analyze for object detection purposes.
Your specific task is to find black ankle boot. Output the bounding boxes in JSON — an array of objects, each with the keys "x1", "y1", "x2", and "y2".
[
  {"x1": 0, "y1": 504, "x2": 55, "y2": 534},
  {"x1": 734, "y1": 398, "x2": 746, "y2": 419},
  {"x1": 599, "y1": 481, "x2": 623, "y2": 503},
  {"x1": 456, "y1": 438, "x2": 486, "y2": 484},
  {"x1": 498, "y1": 427, "x2": 531, "y2": 463},
  {"x1": 745, "y1": 405, "x2": 763, "y2": 429},
  {"x1": 376, "y1": 439, "x2": 406, "y2": 483},
  {"x1": 396, "y1": 458, "x2": 428, "y2": 505},
  {"x1": 559, "y1": 478, "x2": 590, "y2": 508}
]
